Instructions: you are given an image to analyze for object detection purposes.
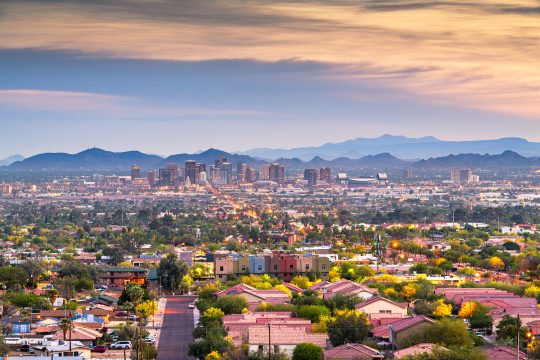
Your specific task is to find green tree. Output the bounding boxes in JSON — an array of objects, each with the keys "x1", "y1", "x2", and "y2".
[
  {"x1": 327, "y1": 309, "x2": 370, "y2": 346},
  {"x1": 157, "y1": 253, "x2": 188, "y2": 290},
  {"x1": 0, "y1": 266, "x2": 29, "y2": 290},
  {"x1": 470, "y1": 312, "x2": 493, "y2": 331},
  {"x1": 215, "y1": 296, "x2": 248, "y2": 315},
  {"x1": 119, "y1": 283, "x2": 145, "y2": 306},
  {"x1": 292, "y1": 343, "x2": 323, "y2": 360},
  {"x1": 188, "y1": 333, "x2": 230, "y2": 359},
  {"x1": 356, "y1": 265, "x2": 375, "y2": 282},
  {"x1": 296, "y1": 305, "x2": 331, "y2": 323}
]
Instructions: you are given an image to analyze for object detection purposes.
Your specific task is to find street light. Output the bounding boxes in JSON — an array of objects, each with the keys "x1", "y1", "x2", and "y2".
[{"x1": 159, "y1": 274, "x2": 167, "y2": 298}]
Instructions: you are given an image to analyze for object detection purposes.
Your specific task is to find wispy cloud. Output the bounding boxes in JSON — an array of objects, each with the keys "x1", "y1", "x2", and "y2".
[
  {"x1": 0, "y1": 89, "x2": 264, "y2": 118},
  {"x1": 1, "y1": 0, "x2": 540, "y2": 118}
]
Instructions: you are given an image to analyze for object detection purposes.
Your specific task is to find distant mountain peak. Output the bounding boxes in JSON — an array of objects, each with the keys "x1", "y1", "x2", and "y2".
[{"x1": 241, "y1": 135, "x2": 540, "y2": 160}]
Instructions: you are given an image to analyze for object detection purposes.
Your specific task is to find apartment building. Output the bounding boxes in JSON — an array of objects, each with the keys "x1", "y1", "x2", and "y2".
[{"x1": 215, "y1": 254, "x2": 330, "y2": 281}]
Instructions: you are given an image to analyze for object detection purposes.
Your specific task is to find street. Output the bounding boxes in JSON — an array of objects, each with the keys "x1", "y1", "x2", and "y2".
[{"x1": 157, "y1": 296, "x2": 197, "y2": 360}]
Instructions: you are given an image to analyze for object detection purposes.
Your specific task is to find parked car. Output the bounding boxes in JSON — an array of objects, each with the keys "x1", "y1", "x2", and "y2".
[
  {"x1": 18, "y1": 344, "x2": 34, "y2": 353},
  {"x1": 128, "y1": 314, "x2": 138, "y2": 321},
  {"x1": 144, "y1": 336, "x2": 155, "y2": 344},
  {"x1": 188, "y1": 302, "x2": 195, "y2": 309},
  {"x1": 96, "y1": 285, "x2": 108, "y2": 292},
  {"x1": 110, "y1": 341, "x2": 132, "y2": 350},
  {"x1": 91, "y1": 345, "x2": 107, "y2": 353},
  {"x1": 115, "y1": 311, "x2": 128, "y2": 317}
]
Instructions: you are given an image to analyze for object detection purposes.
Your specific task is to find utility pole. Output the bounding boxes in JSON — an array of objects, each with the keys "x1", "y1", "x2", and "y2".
[
  {"x1": 517, "y1": 314, "x2": 520, "y2": 360},
  {"x1": 267, "y1": 322, "x2": 272, "y2": 360}
]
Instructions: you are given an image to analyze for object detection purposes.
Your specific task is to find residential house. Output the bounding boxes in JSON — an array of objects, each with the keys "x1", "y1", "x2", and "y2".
[
  {"x1": 248, "y1": 325, "x2": 328, "y2": 358},
  {"x1": 310, "y1": 280, "x2": 376, "y2": 300},
  {"x1": 324, "y1": 343, "x2": 384, "y2": 360},
  {"x1": 388, "y1": 316, "x2": 435, "y2": 349},
  {"x1": 355, "y1": 296, "x2": 408, "y2": 320},
  {"x1": 215, "y1": 284, "x2": 290, "y2": 310},
  {"x1": 52, "y1": 325, "x2": 102, "y2": 346},
  {"x1": 484, "y1": 345, "x2": 526, "y2": 360},
  {"x1": 33, "y1": 340, "x2": 91, "y2": 359},
  {"x1": 393, "y1": 343, "x2": 447, "y2": 359},
  {"x1": 100, "y1": 267, "x2": 147, "y2": 286}
]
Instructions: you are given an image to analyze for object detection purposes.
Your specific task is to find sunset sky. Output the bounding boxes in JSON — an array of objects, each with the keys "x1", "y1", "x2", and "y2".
[{"x1": 1, "y1": 0, "x2": 540, "y2": 157}]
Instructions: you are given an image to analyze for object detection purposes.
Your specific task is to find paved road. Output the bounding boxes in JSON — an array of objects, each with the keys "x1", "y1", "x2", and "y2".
[{"x1": 157, "y1": 296, "x2": 197, "y2": 360}]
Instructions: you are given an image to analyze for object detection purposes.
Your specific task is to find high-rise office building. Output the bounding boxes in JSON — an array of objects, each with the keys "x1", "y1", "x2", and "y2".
[
  {"x1": 198, "y1": 163, "x2": 206, "y2": 174},
  {"x1": 450, "y1": 169, "x2": 461, "y2": 183},
  {"x1": 245, "y1": 166, "x2": 255, "y2": 183},
  {"x1": 451, "y1": 168, "x2": 475, "y2": 183},
  {"x1": 269, "y1": 163, "x2": 285, "y2": 184},
  {"x1": 319, "y1": 167, "x2": 331, "y2": 182},
  {"x1": 166, "y1": 163, "x2": 180, "y2": 181},
  {"x1": 131, "y1": 165, "x2": 141, "y2": 179},
  {"x1": 147, "y1": 171, "x2": 157, "y2": 186},
  {"x1": 185, "y1": 160, "x2": 200, "y2": 184},
  {"x1": 158, "y1": 168, "x2": 175, "y2": 186},
  {"x1": 460, "y1": 169, "x2": 473, "y2": 183},
  {"x1": 237, "y1": 163, "x2": 247, "y2": 183},
  {"x1": 403, "y1": 168, "x2": 413, "y2": 179},
  {"x1": 261, "y1": 164, "x2": 271, "y2": 180},
  {"x1": 304, "y1": 169, "x2": 319, "y2": 187},
  {"x1": 210, "y1": 158, "x2": 232, "y2": 185}
]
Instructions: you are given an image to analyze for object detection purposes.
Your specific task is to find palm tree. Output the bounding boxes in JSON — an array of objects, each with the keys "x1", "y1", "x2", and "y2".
[{"x1": 60, "y1": 318, "x2": 71, "y2": 341}]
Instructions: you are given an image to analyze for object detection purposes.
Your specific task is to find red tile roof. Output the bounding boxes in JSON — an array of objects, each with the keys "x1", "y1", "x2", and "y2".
[
  {"x1": 324, "y1": 343, "x2": 384, "y2": 359},
  {"x1": 248, "y1": 325, "x2": 328, "y2": 347},
  {"x1": 393, "y1": 343, "x2": 446, "y2": 359},
  {"x1": 389, "y1": 315, "x2": 435, "y2": 333},
  {"x1": 355, "y1": 296, "x2": 408, "y2": 311},
  {"x1": 485, "y1": 346, "x2": 526, "y2": 360}
]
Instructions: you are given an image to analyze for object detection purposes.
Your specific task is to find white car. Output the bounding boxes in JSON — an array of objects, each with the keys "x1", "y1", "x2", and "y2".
[
  {"x1": 188, "y1": 302, "x2": 195, "y2": 309},
  {"x1": 96, "y1": 285, "x2": 108, "y2": 292},
  {"x1": 144, "y1": 336, "x2": 155, "y2": 344},
  {"x1": 110, "y1": 341, "x2": 132, "y2": 350}
]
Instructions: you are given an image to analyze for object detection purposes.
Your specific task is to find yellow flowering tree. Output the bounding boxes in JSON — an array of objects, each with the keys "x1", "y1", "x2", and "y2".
[
  {"x1": 135, "y1": 300, "x2": 158, "y2": 323},
  {"x1": 488, "y1": 256, "x2": 505, "y2": 270},
  {"x1": 401, "y1": 284, "x2": 417, "y2": 299},
  {"x1": 433, "y1": 299, "x2": 452, "y2": 317},
  {"x1": 274, "y1": 284, "x2": 292, "y2": 298},
  {"x1": 525, "y1": 285, "x2": 540, "y2": 299},
  {"x1": 205, "y1": 351, "x2": 222, "y2": 360},
  {"x1": 458, "y1": 301, "x2": 481, "y2": 319}
]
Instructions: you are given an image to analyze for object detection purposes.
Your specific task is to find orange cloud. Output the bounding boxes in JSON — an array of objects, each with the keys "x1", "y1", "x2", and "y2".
[{"x1": 1, "y1": 0, "x2": 539, "y2": 117}]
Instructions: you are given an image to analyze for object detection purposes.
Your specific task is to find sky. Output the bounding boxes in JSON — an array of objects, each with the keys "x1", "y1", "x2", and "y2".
[{"x1": 1, "y1": 0, "x2": 540, "y2": 158}]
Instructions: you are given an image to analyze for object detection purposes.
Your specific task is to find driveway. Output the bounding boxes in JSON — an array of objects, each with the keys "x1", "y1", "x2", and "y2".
[{"x1": 157, "y1": 296, "x2": 197, "y2": 360}]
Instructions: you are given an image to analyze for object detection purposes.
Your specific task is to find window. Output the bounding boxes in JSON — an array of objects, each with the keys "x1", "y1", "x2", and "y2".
[
  {"x1": 257, "y1": 265, "x2": 262, "y2": 271},
  {"x1": 379, "y1": 310, "x2": 392, "y2": 313},
  {"x1": 322, "y1": 264, "x2": 327, "y2": 269},
  {"x1": 241, "y1": 265, "x2": 246, "y2": 271},
  {"x1": 306, "y1": 264, "x2": 310, "y2": 270},
  {"x1": 274, "y1": 265, "x2": 278, "y2": 270},
  {"x1": 289, "y1": 264, "x2": 294, "y2": 270},
  {"x1": 219, "y1": 266, "x2": 224, "y2": 271}
]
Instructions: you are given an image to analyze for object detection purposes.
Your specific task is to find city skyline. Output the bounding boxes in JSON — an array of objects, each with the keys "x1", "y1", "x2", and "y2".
[{"x1": 2, "y1": 0, "x2": 540, "y2": 157}]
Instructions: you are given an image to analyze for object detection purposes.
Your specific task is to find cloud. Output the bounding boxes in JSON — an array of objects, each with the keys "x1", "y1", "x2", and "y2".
[
  {"x1": 0, "y1": 0, "x2": 540, "y2": 119},
  {"x1": 0, "y1": 89, "x2": 264, "y2": 118}
]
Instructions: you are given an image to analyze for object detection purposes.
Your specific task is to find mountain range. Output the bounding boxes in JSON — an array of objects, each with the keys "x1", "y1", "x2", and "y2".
[
  {"x1": 240, "y1": 135, "x2": 540, "y2": 160},
  {"x1": 0, "y1": 154, "x2": 25, "y2": 166},
  {"x1": 2, "y1": 148, "x2": 540, "y2": 172}
]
